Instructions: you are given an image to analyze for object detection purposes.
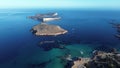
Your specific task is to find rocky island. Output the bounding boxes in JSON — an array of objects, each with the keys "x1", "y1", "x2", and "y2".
[
  {"x1": 29, "y1": 12, "x2": 68, "y2": 36},
  {"x1": 110, "y1": 22, "x2": 120, "y2": 39},
  {"x1": 31, "y1": 23, "x2": 67, "y2": 36}
]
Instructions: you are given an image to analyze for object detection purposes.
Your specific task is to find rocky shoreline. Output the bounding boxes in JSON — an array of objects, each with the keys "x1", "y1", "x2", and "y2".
[{"x1": 65, "y1": 48, "x2": 120, "y2": 68}]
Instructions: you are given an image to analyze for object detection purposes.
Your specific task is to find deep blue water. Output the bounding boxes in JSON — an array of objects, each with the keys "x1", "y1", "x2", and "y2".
[{"x1": 0, "y1": 9, "x2": 120, "y2": 68}]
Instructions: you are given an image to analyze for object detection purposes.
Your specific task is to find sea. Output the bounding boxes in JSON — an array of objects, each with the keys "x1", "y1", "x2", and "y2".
[{"x1": 0, "y1": 8, "x2": 120, "y2": 68}]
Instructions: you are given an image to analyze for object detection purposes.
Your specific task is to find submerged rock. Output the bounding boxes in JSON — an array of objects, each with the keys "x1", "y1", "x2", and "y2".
[
  {"x1": 31, "y1": 23, "x2": 68, "y2": 36},
  {"x1": 27, "y1": 59, "x2": 52, "y2": 68},
  {"x1": 38, "y1": 40, "x2": 66, "y2": 51},
  {"x1": 94, "y1": 45, "x2": 112, "y2": 52}
]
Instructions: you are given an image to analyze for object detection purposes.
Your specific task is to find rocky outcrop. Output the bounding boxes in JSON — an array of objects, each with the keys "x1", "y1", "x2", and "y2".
[
  {"x1": 88, "y1": 49, "x2": 120, "y2": 68},
  {"x1": 65, "y1": 49, "x2": 120, "y2": 68}
]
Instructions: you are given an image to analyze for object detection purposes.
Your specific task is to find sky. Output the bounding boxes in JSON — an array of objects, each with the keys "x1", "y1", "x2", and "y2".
[{"x1": 0, "y1": 0, "x2": 120, "y2": 9}]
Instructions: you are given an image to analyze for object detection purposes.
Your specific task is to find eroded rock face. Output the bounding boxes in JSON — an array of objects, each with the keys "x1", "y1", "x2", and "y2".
[{"x1": 31, "y1": 23, "x2": 68, "y2": 36}]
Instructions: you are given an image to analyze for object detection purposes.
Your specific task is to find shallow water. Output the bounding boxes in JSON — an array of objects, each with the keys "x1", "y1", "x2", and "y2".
[{"x1": 0, "y1": 9, "x2": 120, "y2": 68}]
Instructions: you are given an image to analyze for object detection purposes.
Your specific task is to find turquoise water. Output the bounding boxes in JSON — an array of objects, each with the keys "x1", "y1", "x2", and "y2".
[{"x1": 0, "y1": 9, "x2": 120, "y2": 68}]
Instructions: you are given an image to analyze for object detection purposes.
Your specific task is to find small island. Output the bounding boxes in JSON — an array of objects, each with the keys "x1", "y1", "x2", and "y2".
[
  {"x1": 31, "y1": 23, "x2": 67, "y2": 36},
  {"x1": 29, "y1": 12, "x2": 68, "y2": 36}
]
